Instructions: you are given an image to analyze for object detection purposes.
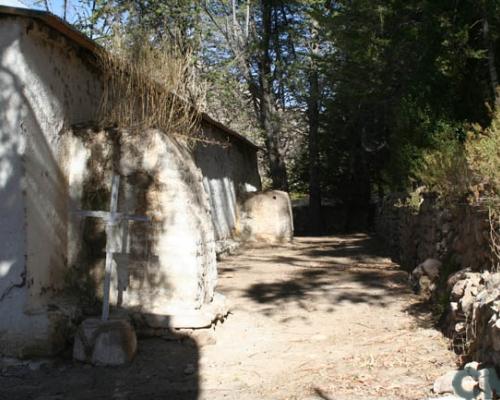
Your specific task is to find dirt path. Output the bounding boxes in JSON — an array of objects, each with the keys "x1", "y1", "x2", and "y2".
[
  {"x1": 200, "y1": 234, "x2": 456, "y2": 400},
  {"x1": 0, "y1": 235, "x2": 456, "y2": 400}
]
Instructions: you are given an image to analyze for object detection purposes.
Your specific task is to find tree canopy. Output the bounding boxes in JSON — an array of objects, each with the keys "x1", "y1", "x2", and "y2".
[{"x1": 34, "y1": 0, "x2": 500, "y2": 230}]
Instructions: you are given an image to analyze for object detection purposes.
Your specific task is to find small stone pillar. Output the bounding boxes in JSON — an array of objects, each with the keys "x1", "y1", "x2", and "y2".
[{"x1": 240, "y1": 190, "x2": 294, "y2": 243}]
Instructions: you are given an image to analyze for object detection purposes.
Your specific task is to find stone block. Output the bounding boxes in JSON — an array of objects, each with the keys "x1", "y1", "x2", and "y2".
[
  {"x1": 434, "y1": 371, "x2": 467, "y2": 394},
  {"x1": 143, "y1": 311, "x2": 214, "y2": 329},
  {"x1": 73, "y1": 318, "x2": 137, "y2": 366},
  {"x1": 240, "y1": 190, "x2": 293, "y2": 243},
  {"x1": 433, "y1": 370, "x2": 476, "y2": 395}
]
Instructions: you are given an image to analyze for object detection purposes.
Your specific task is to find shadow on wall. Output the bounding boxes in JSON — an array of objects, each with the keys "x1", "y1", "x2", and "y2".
[
  {"x1": 69, "y1": 126, "x2": 218, "y2": 312},
  {"x1": 195, "y1": 141, "x2": 239, "y2": 241},
  {"x1": 0, "y1": 62, "x2": 76, "y2": 360},
  {"x1": 193, "y1": 129, "x2": 261, "y2": 242},
  {"x1": 0, "y1": 65, "x2": 27, "y2": 308}
]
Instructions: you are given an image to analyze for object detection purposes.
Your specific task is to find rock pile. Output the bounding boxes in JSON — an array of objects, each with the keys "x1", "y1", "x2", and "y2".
[
  {"x1": 447, "y1": 270, "x2": 500, "y2": 365},
  {"x1": 410, "y1": 262, "x2": 500, "y2": 368}
]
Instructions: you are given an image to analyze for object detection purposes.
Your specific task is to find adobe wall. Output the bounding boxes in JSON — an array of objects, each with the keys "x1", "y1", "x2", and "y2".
[
  {"x1": 194, "y1": 120, "x2": 261, "y2": 251},
  {"x1": 0, "y1": 14, "x2": 259, "y2": 357}
]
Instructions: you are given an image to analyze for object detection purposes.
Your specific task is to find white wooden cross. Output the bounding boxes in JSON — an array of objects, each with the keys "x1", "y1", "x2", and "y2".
[{"x1": 75, "y1": 174, "x2": 150, "y2": 321}]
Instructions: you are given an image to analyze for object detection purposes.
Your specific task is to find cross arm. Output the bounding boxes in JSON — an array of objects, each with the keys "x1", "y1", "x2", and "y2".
[{"x1": 74, "y1": 210, "x2": 150, "y2": 222}]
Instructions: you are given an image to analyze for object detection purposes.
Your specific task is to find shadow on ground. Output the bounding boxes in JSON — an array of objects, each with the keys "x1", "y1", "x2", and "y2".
[
  {"x1": 0, "y1": 334, "x2": 199, "y2": 400},
  {"x1": 242, "y1": 235, "x2": 411, "y2": 314},
  {"x1": 403, "y1": 297, "x2": 443, "y2": 330}
]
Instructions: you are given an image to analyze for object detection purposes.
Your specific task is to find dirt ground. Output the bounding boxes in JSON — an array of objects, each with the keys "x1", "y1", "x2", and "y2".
[{"x1": 0, "y1": 234, "x2": 457, "y2": 400}]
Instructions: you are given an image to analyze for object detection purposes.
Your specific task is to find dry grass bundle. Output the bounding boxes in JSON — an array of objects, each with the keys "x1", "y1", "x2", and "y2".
[{"x1": 96, "y1": 33, "x2": 208, "y2": 144}]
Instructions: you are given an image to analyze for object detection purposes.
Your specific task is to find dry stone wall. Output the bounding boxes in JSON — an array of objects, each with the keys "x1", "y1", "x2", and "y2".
[
  {"x1": 375, "y1": 191, "x2": 499, "y2": 366},
  {"x1": 375, "y1": 192, "x2": 492, "y2": 272},
  {"x1": 445, "y1": 270, "x2": 500, "y2": 365}
]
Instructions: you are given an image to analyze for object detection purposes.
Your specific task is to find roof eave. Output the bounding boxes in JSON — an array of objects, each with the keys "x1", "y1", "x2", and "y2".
[{"x1": 0, "y1": 5, "x2": 260, "y2": 151}]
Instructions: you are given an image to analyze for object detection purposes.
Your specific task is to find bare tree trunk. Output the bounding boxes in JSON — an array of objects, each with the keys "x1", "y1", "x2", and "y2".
[
  {"x1": 203, "y1": 1, "x2": 288, "y2": 190},
  {"x1": 63, "y1": 0, "x2": 68, "y2": 21},
  {"x1": 307, "y1": 32, "x2": 322, "y2": 233},
  {"x1": 483, "y1": 9, "x2": 500, "y2": 106},
  {"x1": 260, "y1": 0, "x2": 288, "y2": 191},
  {"x1": 260, "y1": 88, "x2": 288, "y2": 191},
  {"x1": 245, "y1": 0, "x2": 250, "y2": 39}
]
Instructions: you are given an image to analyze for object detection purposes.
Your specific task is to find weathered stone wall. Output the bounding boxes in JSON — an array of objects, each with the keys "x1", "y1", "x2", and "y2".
[
  {"x1": 374, "y1": 193, "x2": 492, "y2": 271},
  {"x1": 194, "y1": 120, "x2": 261, "y2": 251},
  {"x1": 0, "y1": 15, "x2": 100, "y2": 357}
]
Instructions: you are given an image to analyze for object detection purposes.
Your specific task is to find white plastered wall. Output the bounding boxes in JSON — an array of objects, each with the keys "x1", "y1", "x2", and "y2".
[{"x1": 0, "y1": 16, "x2": 100, "y2": 357}]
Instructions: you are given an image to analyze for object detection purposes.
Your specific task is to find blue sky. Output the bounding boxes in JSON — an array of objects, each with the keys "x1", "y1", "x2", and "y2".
[{"x1": 21, "y1": 0, "x2": 84, "y2": 22}]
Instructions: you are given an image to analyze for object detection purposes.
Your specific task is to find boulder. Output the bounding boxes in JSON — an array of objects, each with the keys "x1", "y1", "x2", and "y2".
[
  {"x1": 460, "y1": 285, "x2": 478, "y2": 317},
  {"x1": 484, "y1": 272, "x2": 500, "y2": 291},
  {"x1": 410, "y1": 258, "x2": 441, "y2": 281},
  {"x1": 410, "y1": 258, "x2": 442, "y2": 297},
  {"x1": 73, "y1": 318, "x2": 137, "y2": 366},
  {"x1": 420, "y1": 258, "x2": 442, "y2": 281},
  {"x1": 449, "y1": 302, "x2": 460, "y2": 320},
  {"x1": 492, "y1": 320, "x2": 500, "y2": 352},
  {"x1": 477, "y1": 367, "x2": 500, "y2": 396},
  {"x1": 465, "y1": 273, "x2": 482, "y2": 288},
  {"x1": 420, "y1": 275, "x2": 437, "y2": 298}
]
